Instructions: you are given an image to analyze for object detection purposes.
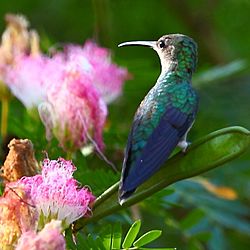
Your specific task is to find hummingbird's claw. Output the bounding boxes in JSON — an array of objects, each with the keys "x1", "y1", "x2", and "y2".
[{"x1": 178, "y1": 140, "x2": 190, "y2": 153}]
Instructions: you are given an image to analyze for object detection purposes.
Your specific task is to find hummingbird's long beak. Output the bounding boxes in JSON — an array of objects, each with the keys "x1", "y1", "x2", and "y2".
[{"x1": 118, "y1": 41, "x2": 156, "y2": 48}]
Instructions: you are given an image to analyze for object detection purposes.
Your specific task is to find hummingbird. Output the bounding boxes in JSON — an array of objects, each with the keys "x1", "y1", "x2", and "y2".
[{"x1": 118, "y1": 34, "x2": 199, "y2": 205}]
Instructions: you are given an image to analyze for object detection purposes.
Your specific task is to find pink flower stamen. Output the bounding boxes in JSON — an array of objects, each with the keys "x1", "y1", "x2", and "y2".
[{"x1": 19, "y1": 158, "x2": 95, "y2": 227}]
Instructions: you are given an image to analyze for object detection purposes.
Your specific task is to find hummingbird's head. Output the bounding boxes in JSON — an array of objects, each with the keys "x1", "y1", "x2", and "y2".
[
  {"x1": 155, "y1": 34, "x2": 197, "y2": 74},
  {"x1": 119, "y1": 34, "x2": 197, "y2": 76}
]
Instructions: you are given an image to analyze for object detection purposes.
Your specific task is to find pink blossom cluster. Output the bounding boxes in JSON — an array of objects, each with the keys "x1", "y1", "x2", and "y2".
[
  {"x1": 0, "y1": 157, "x2": 94, "y2": 249},
  {"x1": 2, "y1": 40, "x2": 130, "y2": 151},
  {"x1": 19, "y1": 158, "x2": 95, "y2": 227},
  {"x1": 16, "y1": 220, "x2": 66, "y2": 250}
]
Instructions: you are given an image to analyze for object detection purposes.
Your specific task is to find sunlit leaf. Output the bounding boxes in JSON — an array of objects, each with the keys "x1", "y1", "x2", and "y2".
[
  {"x1": 133, "y1": 230, "x2": 162, "y2": 247},
  {"x1": 122, "y1": 220, "x2": 141, "y2": 248},
  {"x1": 100, "y1": 224, "x2": 112, "y2": 249},
  {"x1": 111, "y1": 223, "x2": 122, "y2": 249}
]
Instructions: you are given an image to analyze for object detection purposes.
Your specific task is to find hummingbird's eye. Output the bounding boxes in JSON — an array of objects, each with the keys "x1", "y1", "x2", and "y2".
[{"x1": 159, "y1": 40, "x2": 165, "y2": 48}]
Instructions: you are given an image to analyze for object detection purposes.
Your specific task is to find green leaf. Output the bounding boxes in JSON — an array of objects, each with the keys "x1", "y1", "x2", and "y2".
[
  {"x1": 186, "y1": 238, "x2": 204, "y2": 250},
  {"x1": 133, "y1": 230, "x2": 162, "y2": 247},
  {"x1": 72, "y1": 232, "x2": 91, "y2": 250},
  {"x1": 81, "y1": 234, "x2": 106, "y2": 250},
  {"x1": 205, "y1": 207, "x2": 250, "y2": 234},
  {"x1": 208, "y1": 227, "x2": 227, "y2": 250},
  {"x1": 0, "y1": 182, "x2": 3, "y2": 196},
  {"x1": 191, "y1": 232, "x2": 211, "y2": 242},
  {"x1": 180, "y1": 209, "x2": 205, "y2": 230},
  {"x1": 77, "y1": 238, "x2": 90, "y2": 250},
  {"x1": 87, "y1": 234, "x2": 97, "y2": 248},
  {"x1": 95, "y1": 236, "x2": 107, "y2": 250},
  {"x1": 64, "y1": 228, "x2": 76, "y2": 250},
  {"x1": 122, "y1": 220, "x2": 141, "y2": 248},
  {"x1": 194, "y1": 60, "x2": 247, "y2": 87},
  {"x1": 112, "y1": 223, "x2": 122, "y2": 249},
  {"x1": 100, "y1": 224, "x2": 112, "y2": 249}
]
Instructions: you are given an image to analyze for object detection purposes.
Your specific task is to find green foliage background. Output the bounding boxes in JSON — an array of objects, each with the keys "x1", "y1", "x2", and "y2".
[{"x1": 0, "y1": 1, "x2": 250, "y2": 249}]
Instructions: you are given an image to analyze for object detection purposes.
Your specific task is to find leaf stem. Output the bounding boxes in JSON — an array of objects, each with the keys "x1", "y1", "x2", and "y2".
[
  {"x1": 94, "y1": 182, "x2": 119, "y2": 208},
  {"x1": 1, "y1": 98, "x2": 9, "y2": 138}
]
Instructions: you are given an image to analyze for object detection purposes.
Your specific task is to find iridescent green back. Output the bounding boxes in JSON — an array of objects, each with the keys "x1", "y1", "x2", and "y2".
[{"x1": 127, "y1": 73, "x2": 198, "y2": 167}]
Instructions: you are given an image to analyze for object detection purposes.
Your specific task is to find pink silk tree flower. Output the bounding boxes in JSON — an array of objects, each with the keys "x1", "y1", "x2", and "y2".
[
  {"x1": 38, "y1": 41, "x2": 130, "y2": 151},
  {"x1": 1, "y1": 26, "x2": 129, "y2": 150},
  {"x1": 3, "y1": 55, "x2": 48, "y2": 108},
  {"x1": 16, "y1": 220, "x2": 66, "y2": 250},
  {"x1": 54, "y1": 41, "x2": 130, "y2": 104},
  {"x1": 39, "y1": 67, "x2": 107, "y2": 152},
  {"x1": 19, "y1": 158, "x2": 95, "y2": 229},
  {"x1": 0, "y1": 182, "x2": 37, "y2": 249}
]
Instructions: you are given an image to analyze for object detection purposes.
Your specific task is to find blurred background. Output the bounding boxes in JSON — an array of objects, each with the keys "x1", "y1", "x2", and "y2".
[{"x1": 0, "y1": 0, "x2": 250, "y2": 249}]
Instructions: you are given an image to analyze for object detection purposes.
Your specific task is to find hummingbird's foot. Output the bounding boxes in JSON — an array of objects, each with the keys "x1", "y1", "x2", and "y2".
[{"x1": 178, "y1": 140, "x2": 190, "y2": 153}]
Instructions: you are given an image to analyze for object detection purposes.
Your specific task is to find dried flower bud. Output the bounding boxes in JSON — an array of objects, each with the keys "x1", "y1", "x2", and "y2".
[{"x1": 1, "y1": 138, "x2": 39, "y2": 183}]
